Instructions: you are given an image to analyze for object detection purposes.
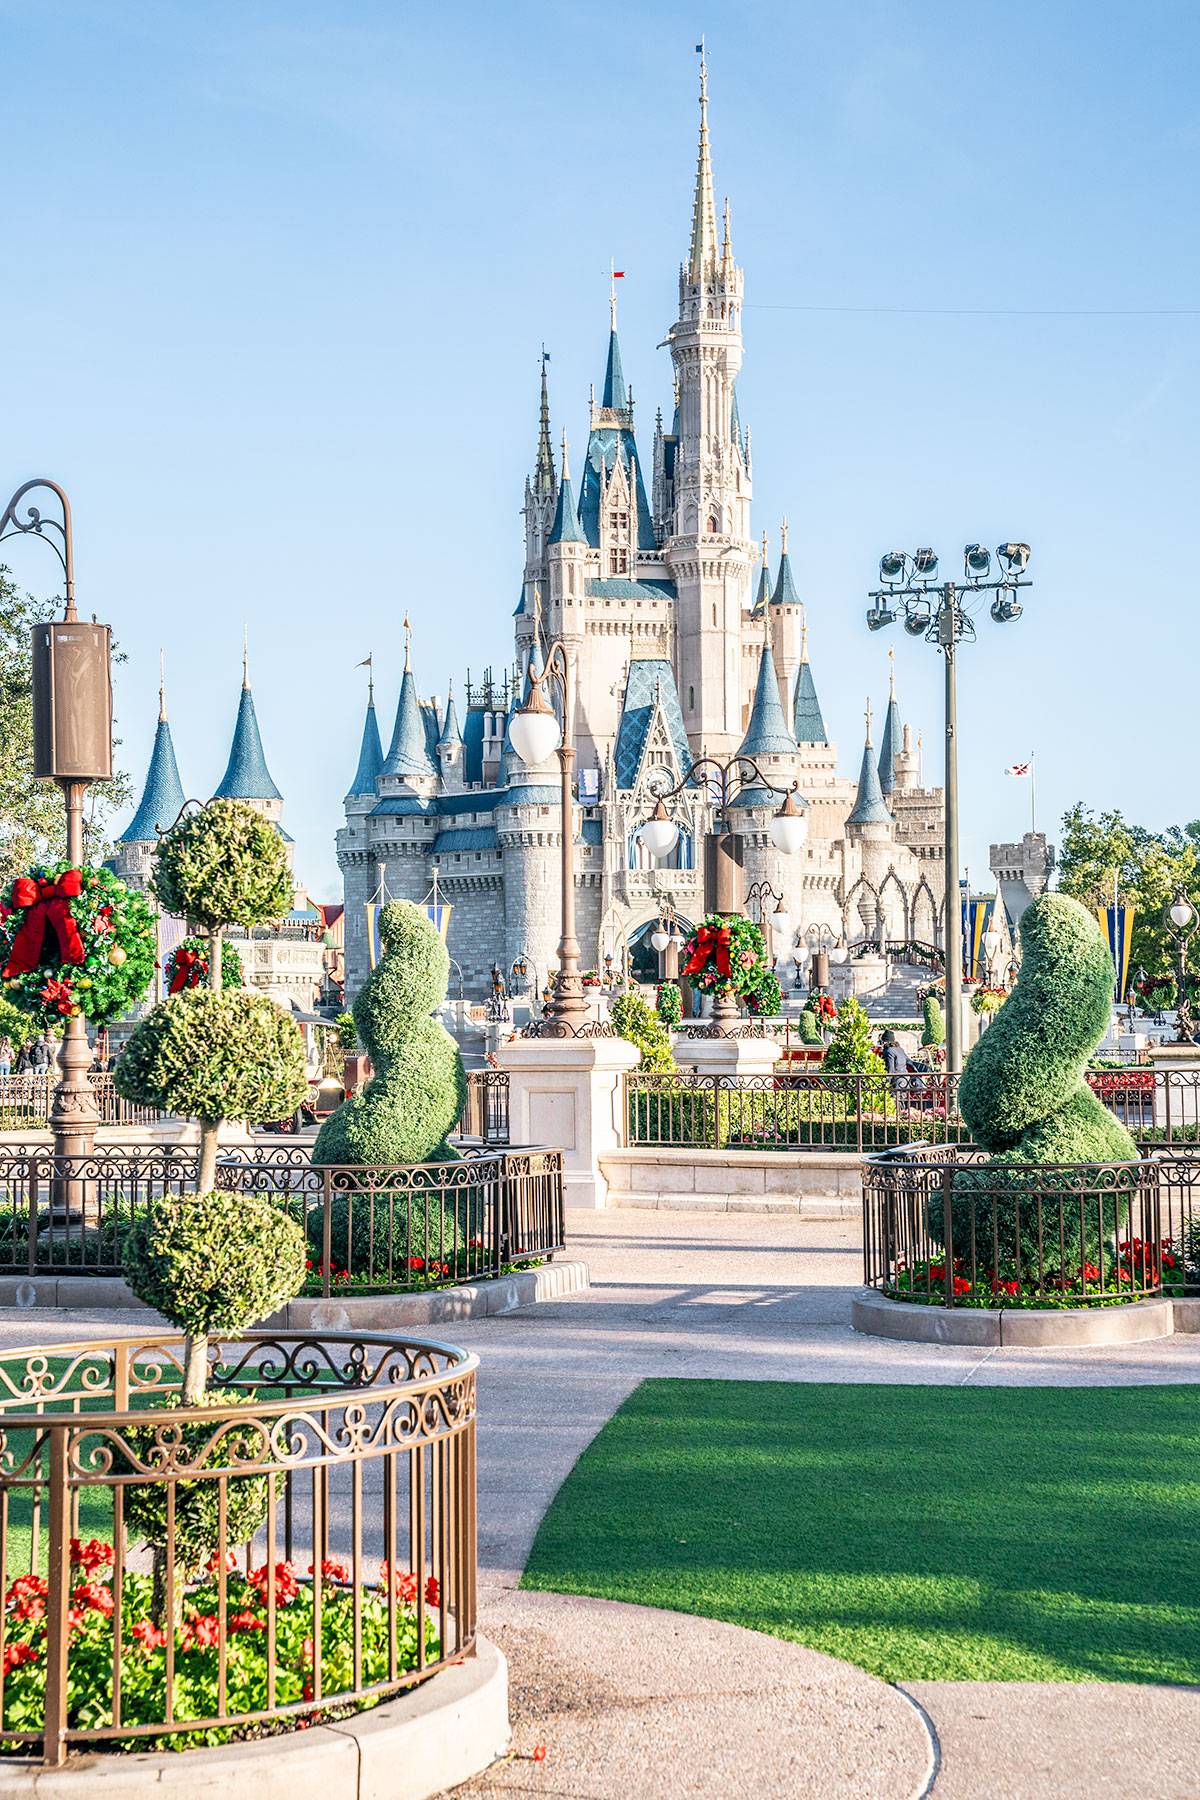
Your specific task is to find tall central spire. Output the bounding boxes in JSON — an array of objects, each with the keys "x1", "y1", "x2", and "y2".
[
  {"x1": 535, "y1": 353, "x2": 555, "y2": 495},
  {"x1": 688, "y1": 40, "x2": 719, "y2": 284}
]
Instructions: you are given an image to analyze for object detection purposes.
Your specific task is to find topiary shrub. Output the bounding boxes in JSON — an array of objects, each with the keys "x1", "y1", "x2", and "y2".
[
  {"x1": 612, "y1": 992, "x2": 675, "y2": 1073},
  {"x1": 798, "y1": 1006, "x2": 822, "y2": 1046},
  {"x1": 313, "y1": 901, "x2": 467, "y2": 1167},
  {"x1": 151, "y1": 800, "x2": 293, "y2": 932},
  {"x1": 123, "y1": 1189, "x2": 306, "y2": 1402},
  {"x1": 822, "y1": 996, "x2": 884, "y2": 1075},
  {"x1": 116, "y1": 989, "x2": 309, "y2": 1190},
  {"x1": 949, "y1": 894, "x2": 1138, "y2": 1274},
  {"x1": 921, "y1": 995, "x2": 945, "y2": 1048}
]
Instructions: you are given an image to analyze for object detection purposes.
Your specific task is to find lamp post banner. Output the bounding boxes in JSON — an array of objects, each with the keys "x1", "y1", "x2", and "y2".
[{"x1": 1097, "y1": 905, "x2": 1135, "y2": 1003}]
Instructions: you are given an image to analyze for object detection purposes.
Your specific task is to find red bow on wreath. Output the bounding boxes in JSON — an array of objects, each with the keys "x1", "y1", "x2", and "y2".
[
  {"x1": 3, "y1": 870, "x2": 85, "y2": 978},
  {"x1": 168, "y1": 948, "x2": 205, "y2": 994},
  {"x1": 683, "y1": 924, "x2": 733, "y2": 981}
]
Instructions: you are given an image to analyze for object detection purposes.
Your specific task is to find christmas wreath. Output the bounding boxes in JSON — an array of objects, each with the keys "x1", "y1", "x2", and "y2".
[
  {"x1": 0, "y1": 864, "x2": 156, "y2": 1030},
  {"x1": 681, "y1": 913, "x2": 773, "y2": 1003},
  {"x1": 746, "y1": 970, "x2": 783, "y2": 1016},
  {"x1": 164, "y1": 935, "x2": 244, "y2": 994}
]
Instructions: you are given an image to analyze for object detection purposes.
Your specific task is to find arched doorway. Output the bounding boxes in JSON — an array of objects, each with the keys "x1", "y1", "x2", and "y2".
[{"x1": 627, "y1": 914, "x2": 695, "y2": 986}]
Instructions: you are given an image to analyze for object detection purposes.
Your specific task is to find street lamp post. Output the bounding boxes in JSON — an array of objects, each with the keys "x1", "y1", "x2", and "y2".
[
  {"x1": 866, "y1": 543, "x2": 1031, "y2": 1073},
  {"x1": 636, "y1": 756, "x2": 809, "y2": 1031},
  {"x1": 508, "y1": 640, "x2": 591, "y2": 1030},
  {"x1": 0, "y1": 479, "x2": 113, "y2": 1192},
  {"x1": 1163, "y1": 889, "x2": 1197, "y2": 1044}
]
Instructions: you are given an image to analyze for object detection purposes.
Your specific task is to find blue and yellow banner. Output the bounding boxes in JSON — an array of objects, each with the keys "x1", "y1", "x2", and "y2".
[
  {"x1": 961, "y1": 898, "x2": 993, "y2": 982},
  {"x1": 1097, "y1": 905, "x2": 1134, "y2": 1002},
  {"x1": 366, "y1": 901, "x2": 452, "y2": 969}
]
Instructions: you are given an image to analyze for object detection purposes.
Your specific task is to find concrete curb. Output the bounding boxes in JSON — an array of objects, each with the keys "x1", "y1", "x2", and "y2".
[
  {"x1": 851, "y1": 1288, "x2": 1176, "y2": 1346},
  {"x1": 0, "y1": 1635, "x2": 509, "y2": 1800},
  {"x1": 0, "y1": 1262, "x2": 589, "y2": 1328}
]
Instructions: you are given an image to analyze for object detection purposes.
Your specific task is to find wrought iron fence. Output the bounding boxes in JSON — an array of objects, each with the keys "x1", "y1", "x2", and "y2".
[
  {"x1": 0, "y1": 1330, "x2": 476, "y2": 1763},
  {"x1": 624, "y1": 1066, "x2": 1200, "y2": 1155},
  {"x1": 455, "y1": 1070, "x2": 510, "y2": 1144},
  {"x1": 625, "y1": 1070, "x2": 968, "y2": 1152},
  {"x1": 214, "y1": 1145, "x2": 563, "y2": 1295},
  {"x1": 0, "y1": 1148, "x2": 196, "y2": 1276},
  {"x1": 0, "y1": 1075, "x2": 167, "y2": 1132},
  {"x1": 862, "y1": 1143, "x2": 1163, "y2": 1307}
]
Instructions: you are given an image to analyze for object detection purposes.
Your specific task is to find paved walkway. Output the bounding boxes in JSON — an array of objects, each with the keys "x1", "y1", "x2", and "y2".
[{"x1": 5, "y1": 1211, "x2": 1200, "y2": 1797}]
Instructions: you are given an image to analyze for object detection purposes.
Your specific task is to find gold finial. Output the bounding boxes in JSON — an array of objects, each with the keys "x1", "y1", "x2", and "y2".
[
  {"x1": 780, "y1": 517, "x2": 788, "y2": 555},
  {"x1": 799, "y1": 602, "x2": 808, "y2": 664},
  {"x1": 242, "y1": 625, "x2": 249, "y2": 690},
  {"x1": 159, "y1": 650, "x2": 167, "y2": 721},
  {"x1": 865, "y1": 697, "x2": 873, "y2": 747},
  {"x1": 760, "y1": 528, "x2": 769, "y2": 564},
  {"x1": 403, "y1": 616, "x2": 411, "y2": 671},
  {"x1": 560, "y1": 429, "x2": 570, "y2": 481}
]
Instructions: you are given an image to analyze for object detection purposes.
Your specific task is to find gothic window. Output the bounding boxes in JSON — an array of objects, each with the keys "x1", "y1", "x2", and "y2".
[
  {"x1": 688, "y1": 686, "x2": 695, "y2": 711},
  {"x1": 609, "y1": 548, "x2": 628, "y2": 574},
  {"x1": 609, "y1": 509, "x2": 628, "y2": 535},
  {"x1": 708, "y1": 515, "x2": 719, "y2": 534}
]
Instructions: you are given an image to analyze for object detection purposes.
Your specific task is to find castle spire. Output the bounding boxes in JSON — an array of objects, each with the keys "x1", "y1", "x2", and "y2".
[
  {"x1": 878, "y1": 648, "x2": 903, "y2": 797},
  {"x1": 793, "y1": 607, "x2": 828, "y2": 745},
  {"x1": 549, "y1": 430, "x2": 587, "y2": 545},
  {"x1": 534, "y1": 352, "x2": 556, "y2": 495},
  {"x1": 738, "y1": 640, "x2": 797, "y2": 758},
  {"x1": 349, "y1": 674, "x2": 384, "y2": 798},
  {"x1": 158, "y1": 650, "x2": 167, "y2": 722},
  {"x1": 752, "y1": 530, "x2": 771, "y2": 615},
  {"x1": 688, "y1": 39, "x2": 719, "y2": 283},
  {"x1": 771, "y1": 517, "x2": 801, "y2": 608},
  {"x1": 847, "y1": 702, "x2": 892, "y2": 826},
  {"x1": 215, "y1": 648, "x2": 282, "y2": 803},
  {"x1": 122, "y1": 677, "x2": 185, "y2": 843}
]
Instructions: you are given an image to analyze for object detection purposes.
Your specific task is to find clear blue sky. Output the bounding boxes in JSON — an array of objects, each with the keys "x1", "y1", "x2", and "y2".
[{"x1": 2, "y1": 0, "x2": 1197, "y2": 897}]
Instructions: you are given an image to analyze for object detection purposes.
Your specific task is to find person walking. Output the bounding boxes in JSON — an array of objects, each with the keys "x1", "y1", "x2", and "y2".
[
  {"x1": 0, "y1": 1037, "x2": 10, "y2": 1079},
  {"x1": 30, "y1": 1036, "x2": 50, "y2": 1075},
  {"x1": 14, "y1": 1042, "x2": 31, "y2": 1077}
]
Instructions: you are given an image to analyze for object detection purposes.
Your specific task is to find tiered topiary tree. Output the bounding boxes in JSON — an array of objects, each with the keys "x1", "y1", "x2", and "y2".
[
  {"x1": 115, "y1": 799, "x2": 308, "y2": 1402},
  {"x1": 921, "y1": 994, "x2": 945, "y2": 1050}
]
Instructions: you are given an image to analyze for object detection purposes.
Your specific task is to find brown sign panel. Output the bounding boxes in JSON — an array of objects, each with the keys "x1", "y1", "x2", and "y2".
[
  {"x1": 31, "y1": 622, "x2": 114, "y2": 780},
  {"x1": 703, "y1": 829, "x2": 744, "y2": 915}
]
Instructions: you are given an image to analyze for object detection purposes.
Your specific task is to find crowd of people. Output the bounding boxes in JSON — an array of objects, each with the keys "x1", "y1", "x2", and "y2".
[{"x1": 0, "y1": 1034, "x2": 57, "y2": 1079}]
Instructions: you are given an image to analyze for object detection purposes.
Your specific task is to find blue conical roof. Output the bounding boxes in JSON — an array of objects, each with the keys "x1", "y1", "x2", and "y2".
[
  {"x1": 751, "y1": 558, "x2": 772, "y2": 617},
  {"x1": 549, "y1": 470, "x2": 586, "y2": 545},
  {"x1": 847, "y1": 727, "x2": 892, "y2": 825},
  {"x1": 793, "y1": 659, "x2": 827, "y2": 744},
  {"x1": 123, "y1": 715, "x2": 185, "y2": 843},
  {"x1": 738, "y1": 644, "x2": 797, "y2": 758},
  {"x1": 381, "y1": 667, "x2": 437, "y2": 780},
  {"x1": 215, "y1": 684, "x2": 282, "y2": 801},
  {"x1": 878, "y1": 691, "x2": 902, "y2": 797},
  {"x1": 772, "y1": 549, "x2": 801, "y2": 608},
  {"x1": 438, "y1": 685, "x2": 462, "y2": 749},
  {"x1": 350, "y1": 698, "x2": 383, "y2": 797},
  {"x1": 602, "y1": 329, "x2": 627, "y2": 411}
]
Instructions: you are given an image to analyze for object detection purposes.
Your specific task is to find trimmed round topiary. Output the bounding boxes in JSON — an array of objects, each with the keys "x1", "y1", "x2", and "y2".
[
  {"x1": 920, "y1": 995, "x2": 945, "y2": 1048},
  {"x1": 313, "y1": 900, "x2": 467, "y2": 1168},
  {"x1": 115, "y1": 989, "x2": 309, "y2": 1126},
  {"x1": 123, "y1": 1190, "x2": 306, "y2": 1338},
  {"x1": 151, "y1": 799, "x2": 293, "y2": 930}
]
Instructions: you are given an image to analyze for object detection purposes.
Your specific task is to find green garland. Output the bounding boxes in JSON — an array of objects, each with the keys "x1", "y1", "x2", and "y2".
[
  {"x1": 164, "y1": 935, "x2": 244, "y2": 993},
  {"x1": 0, "y1": 864, "x2": 156, "y2": 1030},
  {"x1": 681, "y1": 913, "x2": 774, "y2": 1002}
]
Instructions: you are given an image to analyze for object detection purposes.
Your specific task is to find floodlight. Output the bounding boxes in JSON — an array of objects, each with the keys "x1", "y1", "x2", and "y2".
[
  {"x1": 990, "y1": 596, "x2": 1023, "y2": 624},
  {"x1": 879, "y1": 551, "x2": 906, "y2": 582},
  {"x1": 996, "y1": 542, "x2": 1031, "y2": 575},
  {"x1": 964, "y1": 544, "x2": 991, "y2": 577},
  {"x1": 913, "y1": 547, "x2": 938, "y2": 579}
]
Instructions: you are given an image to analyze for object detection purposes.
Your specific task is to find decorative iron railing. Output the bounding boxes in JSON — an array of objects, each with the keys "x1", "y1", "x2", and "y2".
[
  {"x1": 0, "y1": 1074, "x2": 168, "y2": 1132},
  {"x1": 862, "y1": 1143, "x2": 1164, "y2": 1307},
  {"x1": 455, "y1": 1070, "x2": 510, "y2": 1143},
  {"x1": 214, "y1": 1145, "x2": 563, "y2": 1295},
  {"x1": 0, "y1": 1147, "x2": 195, "y2": 1275},
  {"x1": 0, "y1": 1331, "x2": 476, "y2": 1763}
]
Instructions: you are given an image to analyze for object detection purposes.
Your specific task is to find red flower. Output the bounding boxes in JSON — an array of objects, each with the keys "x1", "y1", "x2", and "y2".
[
  {"x1": 180, "y1": 1613, "x2": 221, "y2": 1652},
  {"x1": 229, "y1": 1612, "x2": 265, "y2": 1634},
  {"x1": 249, "y1": 1561, "x2": 300, "y2": 1606},
  {"x1": 72, "y1": 1581, "x2": 114, "y2": 1618},
  {"x1": 70, "y1": 1538, "x2": 115, "y2": 1574},
  {"x1": 310, "y1": 1559, "x2": 349, "y2": 1585},
  {"x1": 131, "y1": 1620, "x2": 167, "y2": 1651},
  {"x1": 204, "y1": 1550, "x2": 239, "y2": 1575},
  {"x1": 408, "y1": 1257, "x2": 425, "y2": 1271},
  {"x1": 3, "y1": 1643, "x2": 38, "y2": 1673},
  {"x1": 533, "y1": 1745, "x2": 547, "y2": 1762}
]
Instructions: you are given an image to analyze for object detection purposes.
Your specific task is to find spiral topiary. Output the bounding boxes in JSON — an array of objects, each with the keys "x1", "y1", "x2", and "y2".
[
  {"x1": 798, "y1": 1005, "x2": 822, "y2": 1046},
  {"x1": 151, "y1": 799, "x2": 293, "y2": 931},
  {"x1": 949, "y1": 894, "x2": 1138, "y2": 1275},
  {"x1": 920, "y1": 995, "x2": 945, "y2": 1049},
  {"x1": 313, "y1": 900, "x2": 467, "y2": 1168}
]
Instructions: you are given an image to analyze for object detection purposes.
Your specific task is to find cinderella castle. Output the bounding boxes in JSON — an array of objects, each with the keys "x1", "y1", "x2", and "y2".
[{"x1": 333, "y1": 53, "x2": 947, "y2": 1004}]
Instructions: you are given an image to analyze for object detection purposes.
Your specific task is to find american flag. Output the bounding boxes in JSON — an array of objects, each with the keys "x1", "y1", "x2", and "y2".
[{"x1": 1005, "y1": 761, "x2": 1032, "y2": 777}]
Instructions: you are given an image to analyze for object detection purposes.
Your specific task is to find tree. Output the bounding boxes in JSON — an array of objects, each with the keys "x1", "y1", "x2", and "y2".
[
  {"x1": 0, "y1": 568, "x2": 131, "y2": 887},
  {"x1": 921, "y1": 996, "x2": 945, "y2": 1048},
  {"x1": 1057, "y1": 803, "x2": 1198, "y2": 980},
  {"x1": 612, "y1": 992, "x2": 675, "y2": 1072},
  {"x1": 822, "y1": 996, "x2": 884, "y2": 1075}
]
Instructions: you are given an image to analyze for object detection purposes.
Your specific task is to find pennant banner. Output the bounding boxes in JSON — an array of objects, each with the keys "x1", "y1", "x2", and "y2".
[
  {"x1": 961, "y1": 897, "x2": 993, "y2": 982},
  {"x1": 365, "y1": 903, "x2": 381, "y2": 970},
  {"x1": 426, "y1": 904, "x2": 452, "y2": 944},
  {"x1": 1097, "y1": 905, "x2": 1134, "y2": 1002}
]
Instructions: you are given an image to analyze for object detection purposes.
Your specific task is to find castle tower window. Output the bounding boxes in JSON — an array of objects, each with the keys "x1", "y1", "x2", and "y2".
[{"x1": 708, "y1": 515, "x2": 719, "y2": 534}]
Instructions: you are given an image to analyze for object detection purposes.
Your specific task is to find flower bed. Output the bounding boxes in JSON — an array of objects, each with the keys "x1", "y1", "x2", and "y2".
[{"x1": 888, "y1": 1233, "x2": 1185, "y2": 1309}]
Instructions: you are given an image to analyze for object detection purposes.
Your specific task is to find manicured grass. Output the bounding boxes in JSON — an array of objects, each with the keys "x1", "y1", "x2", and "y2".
[{"x1": 522, "y1": 1380, "x2": 1200, "y2": 1683}]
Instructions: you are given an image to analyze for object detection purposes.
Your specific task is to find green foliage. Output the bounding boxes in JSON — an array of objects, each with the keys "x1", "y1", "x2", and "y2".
[
  {"x1": 118, "y1": 1390, "x2": 272, "y2": 1576},
  {"x1": 335, "y1": 1010, "x2": 358, "y2": 1049},
  {"x1": 0, "y1": 863, "x2": 156, "y2": 1030},
  {"x1": 151, "y1": 799, "x2": 293, "y2": 931},
  {"x1": 798, "y1": 1007, "x2": 823, "y2": 1046},
  {"x1": 921, "y1": 995, "x2": 945, "y2": 1047},
  {"x1": 681, "y1": 913, "x2": 773, "y2": 1003},
  {"x1": 746, "y1": 970, "x2": 783, "y2": 1016},
  {"x1": 122, "y1": 1190, "x2": 306, "y2": 1337},
  {"x1": 164, "y1": 935, "x2": 243, "y2": 992},
  {"x1": 115, "y1": 989, "x2": 309, "y2": 1124},
  {"x1": 307, "y1": 1182, "x2": 483, "y2": 1281},
  {"x1": 313, "y1": 900, "x2": 467, "y2": 1167},
  {"x1": 821, "y1": 996, "x2": 884, "y2": 1075},
  {"x1": 958, "y1": 896, "x2": 1136, "y2": 1165},
  {"x1": 1057, "y1": 802, "x2": 1200, "y2": 982},
  {"x1": 611, "y1": 992, "x2": 675, "y2": 1072},
  {"x1": 655, "y1": 982, "x2": 682, "y2": 1027},
  {"x1": 0, "y1": 568, "x2": 132, "y2": 888}
]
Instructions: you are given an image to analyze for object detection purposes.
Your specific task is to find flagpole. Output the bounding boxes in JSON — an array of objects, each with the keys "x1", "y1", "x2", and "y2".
[{"x1": 1030, "y1": 754, "x2": 1036, "y2": 835}]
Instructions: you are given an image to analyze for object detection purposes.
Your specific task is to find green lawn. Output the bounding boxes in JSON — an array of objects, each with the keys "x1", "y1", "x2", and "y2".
[{"x1": 522, "y1": 1380, "x2": 1200, "y2": 1683}]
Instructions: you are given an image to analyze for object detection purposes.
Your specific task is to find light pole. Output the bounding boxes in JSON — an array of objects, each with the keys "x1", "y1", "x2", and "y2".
[
  {"x1": 508, "y1": 639, "x2": 591, "y2": 1031},
  {"x1": 866, "y1": 542, "x2": 1031, "y2": 1072},
  {"x1": 1164, "y1": 889, "x2": 1197, "y2": 1044},
  {"x1": 0, "y1": 479, "x2": 112, "y2": 1186},
  {"x1": 636, "y1": 756, "x2": 808, "y2": 1031}
]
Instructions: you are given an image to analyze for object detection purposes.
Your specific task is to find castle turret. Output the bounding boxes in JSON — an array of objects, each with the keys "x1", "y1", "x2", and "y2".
[
  {"x1": 379, "y1": 635, "x2": 438, "y2": 798},
  {"x1": 214, "y1": 642, "x2": 284, "y2": 831},
  {"x1": 111, "y1": 663, "x2": 187, "y2": 891},
  {"x1": 792, "y1": 614, "x2": 828, "y2": 746},
  {"x1": 437, "y1": 680, "x2": 465, "y2": 793},
  {"x1": 519, "y1": 359, "x2": 558, "y2": 655},
  {"x1": 768, "y1": 520, "x2": 804, "y2": 705},
  {"x1": 348, "y1": 671, "x2": 383, "y2": 802}
]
